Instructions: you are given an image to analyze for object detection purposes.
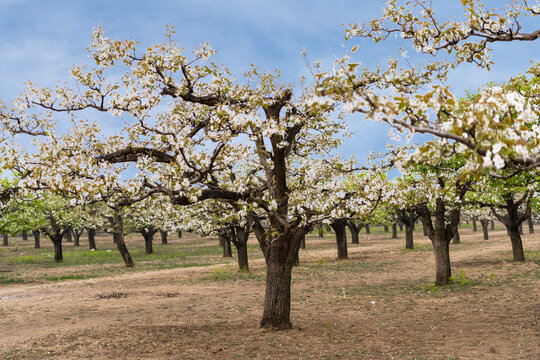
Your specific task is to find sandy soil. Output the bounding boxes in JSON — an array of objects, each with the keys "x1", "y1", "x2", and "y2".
[{"x1": 0, "y1": 229, "x2": 538, "y2": 359}]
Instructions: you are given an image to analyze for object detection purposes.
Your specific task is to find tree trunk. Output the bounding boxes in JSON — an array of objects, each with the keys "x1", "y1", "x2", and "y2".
[
  {"x1": 519, "y1": 223, "x2": 523, "y2": 235},
  {"x1": 52, "y1": 237, "x2": 63, "y2": 262},
  {"x1": 480, "y1": 220, "x2": 489, "y2": 240},
  {"x1": 260, "y1": 257, "x2": 293, "y2": 330},
  {"x1": 472, "y1": 218, "x2": 477, "y2": 232},
  {"x1": 177, "y1": 230, "x2": 182, "y2": 238},
  {"x1": 2, "y1": 234, "x2": 7, "y2": 246},
  {"x1": 65, "y1": 228, "x2": 73, "y2": 242},
  {"x1": 365, "y1": 224, "x2": 370, "y2": 234},
  {"x1": 331, "y1": 220, "x2": 348, "y2": 260},
  {"x1": 22, "y1": 231, "x2": 28, "y2": 241},
  {"x1": 346, "y1": 222, "x2": 360, "y2": 245},
  {"x1": 383, "y1": 225, "x2": 389, "y2": 232},
  {"x1": 405, "y1": 224, "x2": 414, "y2": 249},
  {"x1": 422, "y1": 221, "x2": 428, "y2": 236},
  {"x1": 232, "y1": 226, "x2": 250, "y2": 271},
  {"x1": 221, "y1": 232, "x2": 232, "y2": 258},
  {"x1": 391, "y1": 223, "x2": 398, "y2": 239},
  {"x1": 33, "y1": 230, "x2": 40, "y2": 249},
  {"x1": 300, "y1": 235, "x2": 306, "y2": 249},
  {"x1": 160, "y1": 230, "x2": 168, "y2": 244},
  {"x1": 433, "y1": 235, "x2": 451, "y2": 285},
  {"x1": 398, "y1": 223, "x2": 403, "y2": 231},
  {"x1": 318, "y1": 225, "x2": 324, "y2": 238},
  {"x1": 113, "y1": 211, "x2": 134, "y2": 268},
  {"x1": 508, "y1": 225, "x2": 525, "y2": 262},
  {"x1": 87, "y1": 228, "x2": 96, "y2": 250},
  {"x1": 527, "y1": 217, "x2": 534, "y2": 234},
  {"x1": 452, "y1": 229, "x2": 460, "y2": 244},
  {"x1": 491, "y1": 220, "x2": 495, "y2": 230},
  {"x1": 73, "y1": 229, "x2": 82, "y2": 247},
  {"x1": 141, "y1": 230, "x2": 155, "y2": 255}
]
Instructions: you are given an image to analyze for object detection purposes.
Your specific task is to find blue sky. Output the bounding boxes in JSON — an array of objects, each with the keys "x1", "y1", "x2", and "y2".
[{"x1": 0, "y1": 0, "x2": 538, "y2": 161}]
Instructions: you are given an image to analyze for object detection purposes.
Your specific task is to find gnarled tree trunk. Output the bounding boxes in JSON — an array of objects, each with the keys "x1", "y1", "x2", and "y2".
[
  {"x1": 112, "y1": 210, "x2": 134, "y2": 267},
  {"x1": 346, "y1": 221, "x2": 362, "y2": 245},
  {"x1": 140, "y1": 228, "x2": 158, "y2": 255},
  {"x1": 231, "y1": 226, "x2": 250, "y2": 271}
]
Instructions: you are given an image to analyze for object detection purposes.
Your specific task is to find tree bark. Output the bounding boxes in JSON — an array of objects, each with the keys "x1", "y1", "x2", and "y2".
[
  {"x1": 260, "y1": 257, "x2": 293, "y2": 330},
  {"x1": 300, "y1": 235, "x2": 306, "y2": 249},
  {"x1": 346, "y1": 222, "x2": 361, "y2": 245},
  {"x1": 508, "y1": 225, "x2": 525, "y2": 262},
  {"x1": 331, "y1": 220, "x2": 348, "y2": 260},
  {"x1": 398, "y1": 223, "x2": 403, "y2": 231},
  {"x1": 472, "y1": 217, "x2": 477, "y2": 232},
  {"x1": 527, "y1": 216, "x2": 534, "y2": 234},
  {"x1": 405, "y1": 224, "x2": 414, "y2": 249},
  {"x1": 220, "y1": 231, "x2": 232, "y2": 258},
  {"x1": 22, "y1": 231, "x2": 28, "y2": 241},
  {"x1": 391, "y1": 223, "x2": 398, "y2": 239},
  {"x1": 231, "y1": 226, "x2": 250, "y2": 271},
  {"x1": 113, "y1": 211, "x2": 134, "y2": 267},
  {"x1": 383, "y1": 225, "x2": 389, "y2": 232},
  {"x1": 318, "y1": 225, "x2": 324, "y2": 238},
  {"x1": 87, "y1": 228, "x2": 96, "y2": 250},
  {"x1": 177, "y1": 230, "x2": 182, "y2": 238},
  {"x1": 73, "y1": 229, "x2": 83, "y2": 247},
  {"x1": 33, "y1": 230, "x2": 40, "y2": 249},
  {"x1": 160, "y1": 230, "x2": 168, "y2": 244},
  {"x1": 2, "y1": 234, "x2": 7, "y2": 247},
  {"x1": 365, "y1": 224, "x2": 370, "y2": 234},
  {"x1": 52, "y1": 236, "x2": 63, "y2": 262},
  {"x1": 433, "y1": 233, "x2": 451, "y2": 285},
  {"x1": 491, "y1": 220, "x2": 495, "y2": 230},
  {"x1": 65, "y1": 228, "x2": 73, "y2": 242},
  {"x1": 519, "y1": 223, "x2": 523, "y2": 235},
  {"x1": 480, "y1": 220, "x2": 489, "y2": 240},
  {"x1": 452, "y1": 228, "x2": 460, "y2": 244},
  {"x1": 140, "y1": 228, "x2": 157, "y2": 255}
]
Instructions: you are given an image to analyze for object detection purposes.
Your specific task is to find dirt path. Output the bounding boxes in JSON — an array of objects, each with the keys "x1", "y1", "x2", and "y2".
[{"x1": 0, "y1": 230, "x2": 538, "y2": 359}]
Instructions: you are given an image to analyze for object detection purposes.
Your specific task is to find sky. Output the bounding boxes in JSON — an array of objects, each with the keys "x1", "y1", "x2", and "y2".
[{"x1": 0, "y1": 0, "x2": 538, "y2": 162}]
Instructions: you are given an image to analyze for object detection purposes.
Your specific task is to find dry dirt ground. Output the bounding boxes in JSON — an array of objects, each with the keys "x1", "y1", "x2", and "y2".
[{"x1": 0, "y1": 228, "x2": 538, "y2": 359}]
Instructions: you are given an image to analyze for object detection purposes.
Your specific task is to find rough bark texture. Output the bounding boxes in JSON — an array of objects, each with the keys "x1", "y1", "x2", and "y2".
[
  {"x1": 346, "y1": 222, "x2": 362, "y2": 245},
  {"x1": 480, "y1": 220, "x2": 489, "y2": 240},
  {"x1": 33, "y1": 230, "x2": 40, "y2": 249},
  {"x1": 331, "y1": 220, "x2": 348, "y2": 260},
  {"x1": 52, "y1": 237, "x2": 63, "y2": 262},
  {"x1": 87, "y1": 228, "x2": 97, "y2": 250},
  {"x1": 405, "y1": 224, "x2": 414, "y2": 249},
  {"x1": 260, "y1": 257, "x2": 293, "y2": 329},
  {"x1": 508, "y1": 225, "x2": 525, "y2": 262},
  {"x1": 160, "y1": 230, "x2": 168, "y2": 244}
]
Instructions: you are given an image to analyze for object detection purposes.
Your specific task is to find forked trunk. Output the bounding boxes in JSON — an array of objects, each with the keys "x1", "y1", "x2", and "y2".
[
  {"x1": 508, "y1": 225, "x2": 525, "y2": 262},
  {"x1": 87, "y1": 228, "x2": 96, "y2": 250},
  {"x1": 160, "y1": 230, "x2": 168, "y2": 244},
  {"x1": 33, "y1": 230, "x2": 40, "y2": 249},
  {"x1": 405, "y1": 224, "x2": 414, "y2": 249},
  {"x1": 331, "y1": 220, "x2": 348, "y2": 260},
  {"x1": 480, "y1": 220, "x2": 489, "y2": 240},
  {"x1": 346, "y1": 222, "x2": 361, "y2": 245},
  {"x1": 73, "y1": 229, "x2": 83, "y2": 247}
]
